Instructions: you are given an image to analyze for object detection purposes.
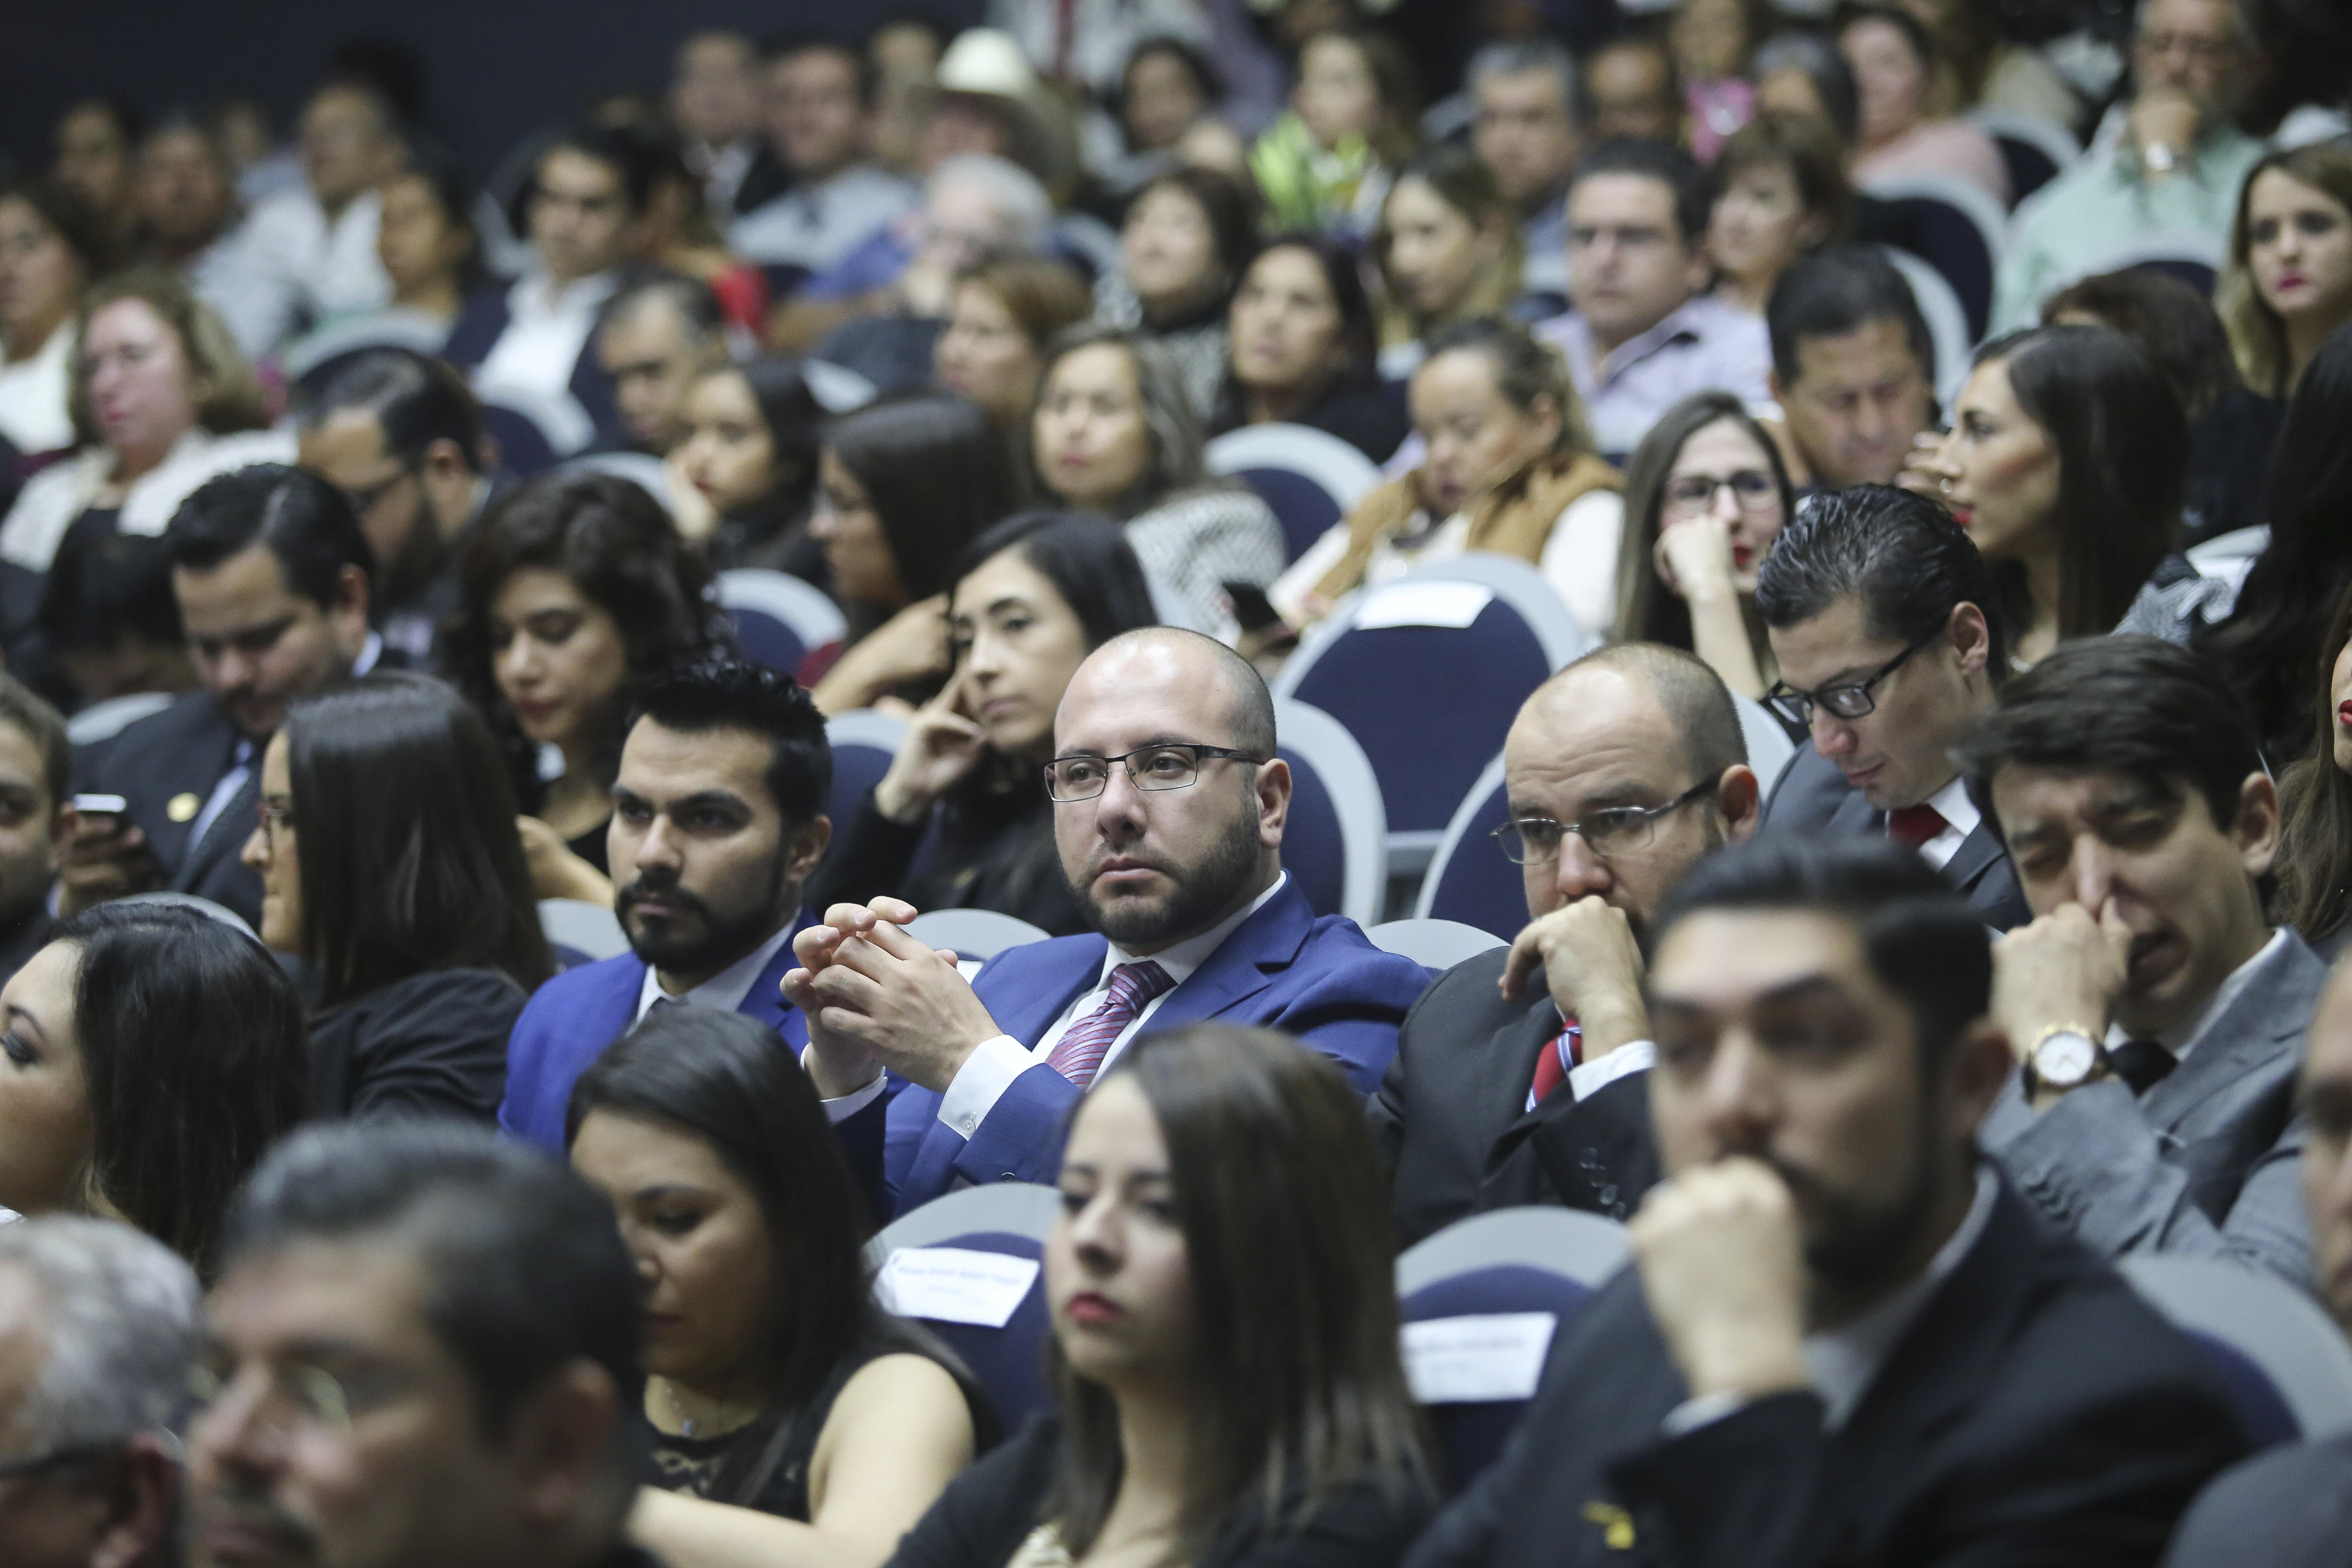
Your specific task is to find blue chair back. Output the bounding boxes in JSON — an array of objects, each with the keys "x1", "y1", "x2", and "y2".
[
  {"x1": 1280, "y1": 736, "x2": 1349, "y2": 917},
  {"x1": 481, "y1": 402, "x2": 559, "y2": 477},
  {"x1": 1271, "y1": 697, "x2": 1387, "y2": 926},
  {"x1": 1858, "y1": 177, "x2": 2006, "y2": 341},
  {"x1": 819, "y1": 712, "x2": 909, "y2": 883},
  {"x1": 902, "y1": 1229, "x2": 1053, "y2": 1432},
  {"x1": 2130, "y1": 256, "x2": 2219, "y2": 297},
  {"x1": 1401, "y1": 1266, "x2": 1597, "y2": 1490},
  {"x1": 1206, "y1": 424, "x2": 1384, "y2": 564},
  {"x1": 1413, "y1": 755, "x2": 1522, "y2": 942},
  {"x1": 1241, "y1": 467, "x2": 1347, "y2": 562},
  {"x1": 1991, "y1": 135, "x2": 2058, "y2": 207},
  {"x1": 731, "y1": 607, "x2": 811, "y2": 674}
]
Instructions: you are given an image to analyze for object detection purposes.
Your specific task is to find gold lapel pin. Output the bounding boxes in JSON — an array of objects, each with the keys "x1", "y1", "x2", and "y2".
[{"x1": 167, "y1": 793, "x2": 200, "y2": 823}]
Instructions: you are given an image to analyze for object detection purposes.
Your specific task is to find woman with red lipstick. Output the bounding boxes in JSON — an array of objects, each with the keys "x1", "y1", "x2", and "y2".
[
  {"x1": 448, "y1": 473, "x2": 732, "y2": 903},
  {"x1": 888, "y1": 1024, "x2": 1433, "y2": 1568},
  {"x1": 1612, "y1": 390, "x2": 1794, "y2": 702},
  {"x1": 1913, "y1": 324, "x2": 2180, "y2": 668},
  {"x1": 809, "y1": 511, "x2": 1160, "y2": 935},
  {"x1": 2219, "y1": 143, "x2": 2352, "y2": 401},
  {"x1": 569, "y1": 1006, "x2": 993, "y2": 1560}
]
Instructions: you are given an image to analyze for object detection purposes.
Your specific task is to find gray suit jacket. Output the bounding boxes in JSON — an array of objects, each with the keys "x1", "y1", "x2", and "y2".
[
  {"x1": 1761, "y1": 745, "x2": 2031, "y2": 930},
  {"x1": 1982, "y1": 929, "x2": 2322, "y2": 1289},
  {"x1": 2161, "y1": 1433, "x2": 2352, "y2": 1567}
]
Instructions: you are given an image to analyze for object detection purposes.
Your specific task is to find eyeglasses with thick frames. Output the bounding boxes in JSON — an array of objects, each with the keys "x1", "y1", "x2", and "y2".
[
  {"x1": 1492, "y1": 777, "x2": 1719, "y2": 864},
  {"x1": 1763, "y1": 625, "x2": 1942, "y2": 728},
  {"x1": 1046, "y1": 744, "x2": 1267, "y2": 803},
  {"x1": 1663, "y1": 470, "x2": 1778, "y2": 516}
]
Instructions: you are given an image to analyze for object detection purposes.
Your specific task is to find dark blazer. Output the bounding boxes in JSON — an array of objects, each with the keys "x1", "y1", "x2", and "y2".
[
  {"x1": 1981, "y1": 928, "x2": 2325, "y2": 1287},
  {"x1": 443, "y1": 285, "x2": 623, "y2": 445},
  {"x1": 888, "y1": 1415, "x2": 1435, "y2": 1568},
  {"x1": 1761, "y1": 746, "x2": 2030, "y2": 930},
  {"x1": 308, "y1": 965, "x2": 527, "y2": 1124},
  {"x1": 882, "y1": 878, "x2": 1431, "y2": 1215},
  {"x1": 72, "y1": 690, "x2": 264, "y2": 927},
  {"x1": 2161, "y1": 1433, "x2": 2352, "y2": 1568},
  {"x1": 1370, "y1": 948, "x2": 1659, "y2": 1246},
  {"x1": 1406, "y1": 1181, "x2": 2245, "y2": 1568}
]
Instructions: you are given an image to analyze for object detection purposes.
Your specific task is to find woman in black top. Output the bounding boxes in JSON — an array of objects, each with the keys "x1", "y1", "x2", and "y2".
[
  {"x1": 241, "y1": 672, "x2": 552, "y2": 1123},
  {"x1": 890, "y1": 1023, "x2": 1434, "y2": 1568},
  {"x1": 568, "y1": 1006, "x2": 992, "y2": 1563},
  {"x1": 809, "y1": 512, "x2": 1159, "y2": 935},
  {"x1": 673, "y1": 356, "x2": 826, "y2": 578},
  {"x1": 445, "y1": 471, "x2": 733, "y2": 903},
  {"x1": 1210, "y1": 235, "x2": 1409, "y2": 464}
]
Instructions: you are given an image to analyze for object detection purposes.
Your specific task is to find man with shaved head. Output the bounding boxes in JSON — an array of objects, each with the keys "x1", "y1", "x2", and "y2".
[
  {"x1": 787, "y1": 627, "x2": 1433, "y2": 1215},
  {"x1": 1373, "y1": 642, "x2": 1761, "y2": 1243}
]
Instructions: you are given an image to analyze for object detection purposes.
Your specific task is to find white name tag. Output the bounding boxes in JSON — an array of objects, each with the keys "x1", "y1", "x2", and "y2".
[
  {"x1": 1355, "y1": 582, "x2": 1495, "y2": 630},
  {"x1": 877, "y1": 1247, "x2": 1040, "y2": 1327},
  {"x1": 1402, "y1": 1312, "x2": 1558, "y2": 1403}
]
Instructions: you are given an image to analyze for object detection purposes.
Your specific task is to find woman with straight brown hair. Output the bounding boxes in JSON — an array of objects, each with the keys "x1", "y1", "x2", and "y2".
[
  {"x1": 886, "y1": 1023, "x2": 1433, "y2": 1568},
  {"x1": 2272, "y1": 574, "x2": 2352, "y2": 956},
  {"x1": 2216, "y1": 141, "x2": 2352, "y2": 401}
]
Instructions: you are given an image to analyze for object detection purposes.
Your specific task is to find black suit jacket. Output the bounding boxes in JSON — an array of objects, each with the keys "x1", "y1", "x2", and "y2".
[
  {"x1": 1761, "y1": 746, "x2": 2030, "y2": 929},
  {"x1": 72, "y1": 690, "x2": 263, "y2": 927},
  {"x1": 2161, "y1": 1433, "x2": 2352, "y2": 1568},
  {"x1": 1404, "y1": 1182, "x2": 2245, "y2": 1568},
  {"x1": 1370, "y1": 948, "x2": 1660, "y2": 1247},
  {"x1": 307, "y1": 965, "x2": 527, "y2": 1124}
]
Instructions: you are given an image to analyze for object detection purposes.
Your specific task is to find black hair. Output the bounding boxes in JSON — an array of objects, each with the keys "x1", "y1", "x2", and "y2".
[
  {"x1": 220, "y1": 1120, "x2": 641, "y2": 1443},
  {"x1": 39, "y1": 514, "x2": 182, "y2": 660},
  {"x1": 163, "y1": 464, "x2": 374, "y2": 607},
  {"x1": 1133, "y1": 166, "x2": 1259, "y2": 288},
  {"x1": 540, "y1": 119, "x2": 668, "y2": 216},
  {"x1": 1247, "y1": 232, "x2": 1381, "y2": 387},
  {"x1": 951, "y1": 510, "x2": 1160, "y2": 652},
  {"x1": 1766, "y1": 245, "x2": 1934, "y2": 391},
  {"x1": 1755, "y1": 484, "x2": 2008, "y2": 679},
  {"x1": 382, "y1": 152, "x2": 486, "y2": 293},
  {"x1": 1614, "y1": 392, "x2": 1794, "y2": 653},
  {"x1": 1652, "y1": 833, "x2": 1992, "y2": 1070},
  {"x1": 564, "y1": 1008, "x2": 903, "y2": 1501},
  {"x1": 1123, "y1": 36, "x2": 1226, "y2": 108},
  {"x1": 1836, "y1": 3, "x2": 1938, "y2": 70},
  {"x1": 1569, "y1": 137, "x2": 1711, "y2": 246},
  {"x1": 764, "y1": 34, "x2": 882, "y2": 110},
  {"x1": 1954, "y1": 634, "x2": 2266, "y2": 843},
  {"x1": 0, "y1": 671, "x2": 68, "y2": 813},
  {"x1": 324, "y1": 37, "x2": 428, "y2": 127},
  {"x1": 284, "y1": 673, "x2": 554, "y2": 1009},
  {"x1": 0, "y1": 177, "x2": 108, "y2": 281},
  {"x1": 629, "y1": 657, "x2": 832, "y2": 826},
  {"x1": 720, "y1": 356, "x2": 824, "y2": 514},
  {"x1": 1751, "y1": 30, "x2": 1861, "y2": 144},
  {"x1": 2039, "y1": 268, "x2": 2238, "y2": 422},
  {"x1": 826, "y1": 393, "x2": 1020, "y2": 605},
  {"x1": 295, "y1": 347, "x2": 486, "y2": 474},
  {"x1": 597, "y1": 272, "x2": 726, "y2": 347},
  {"x1": 53, "y1": 903, "x2": 311, "y2": 1275}
]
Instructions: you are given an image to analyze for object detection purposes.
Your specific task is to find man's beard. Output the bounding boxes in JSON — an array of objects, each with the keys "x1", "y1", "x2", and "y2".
[
  {"x1": 1069, "y1": 809, "x2": 1263, "y2": 951},
  {"x1": 1765, "y1": 1094, "x2": 1950, "y2": 1311},
  {"x1": 619, "y1": 852, "x2": 791, "y2": 977},
  {"x1": 378, "y1": 501, "x2": 449, "y2": 610}
]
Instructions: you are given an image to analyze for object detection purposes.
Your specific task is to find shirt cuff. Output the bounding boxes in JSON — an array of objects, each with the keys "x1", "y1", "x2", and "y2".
[
  {"x1": 1661, "y1": 1390, "x2": 1748, "y2": 1437},
  {"x1": 935, "y1": 1035, "x2": 1036, "y2": 1140},
  {"x1": 1570, "y1": 1039, "x2": 1655, "y2": 1101},
  {"x1": 819, "y1": 1071, "x2": 890, "y2": 1123}
]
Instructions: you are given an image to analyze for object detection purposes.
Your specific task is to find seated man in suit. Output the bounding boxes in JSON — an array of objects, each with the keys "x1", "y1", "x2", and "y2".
[
  {"x1": 444, "y1": 121, "x2": 657, "y2": 454},
  {"x1": 1755, "y1": 484, "x2": 2029, "y2": 929},
  {"x1": 501, "y1": 659, "x2": 842, "y2": 1152},
  {"x1": 2164, "y1": 954, "x2": 2352, "y2": 1565},
  {"x1": 65, "y1": 464, "x2": 382, "y2": 927},
  {"x1": 786, "y1": 627, "x2": 1432, "y2": 1215},
  {"x1": 1958, "y1": 635, "x2": 2323, "y2": 1287},
  {"x1": 1407, "y1": 834, "x2": 2244, "y2": 1568},
  {"x1": 1372, "y1": 643, "x2": 1761, "y2": 1243}
]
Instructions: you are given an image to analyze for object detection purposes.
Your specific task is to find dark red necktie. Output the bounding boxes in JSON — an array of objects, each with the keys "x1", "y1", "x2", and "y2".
[
  {"x1": 1887, "y1": 803, "x2": 1948, "y2": 850},
  {"x1": 1527, "y1": 1019, "x2": 1583, "y2": 1111}
]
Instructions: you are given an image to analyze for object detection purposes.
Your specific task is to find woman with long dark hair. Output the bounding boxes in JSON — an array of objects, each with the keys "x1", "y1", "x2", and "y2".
[
  {"x1": 888, "y1": 1024, "x2": 1433, "y2": 1568},
  {"x1": 1212, "y1": 234, "x2": 1407, "y2": 463},
  {"x1": 2273, "y1": 576, "x2": 2352, "y2": 954},
  {"x1": 1373, "y1": 145, "x2": 1524, "y2": 377},
  {"x1": 569, "y1": 1006, "x2": 990, "y2": 1555},
  {"x1": 0, "y1": 903, "x2": 307, "y2": 1273},
  {"x1": 674, "y1": 356, "x2": 826, "y2": 576},
  {"x1": 810, "y1": 512, "x2": 1160, "y2": 934},
  {"x1": 240, "y1": 672, "x2": 553, "y2": 1122},
  {"x1": 446, "y1": 471, "x2": 733, "y2": 903},
  {"x1": 1914, "y1": 324, "x2": 2182, "y2": 666},
  {"x1": 805, "y1": 393, "x2": 1021, "y2": 716}
]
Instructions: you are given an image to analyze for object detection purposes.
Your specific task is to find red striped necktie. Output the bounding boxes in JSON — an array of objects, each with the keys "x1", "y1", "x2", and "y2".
[
  {"x1": 1887, "y1": 803, "x2": 1948, "y2": 850},
  {"x1": 1526, "y1": 1019, "x2": 1584, "y2": 1111},
  {"x1": 1045, "y1": 961, "x2": 1174, "y2": 1089}
]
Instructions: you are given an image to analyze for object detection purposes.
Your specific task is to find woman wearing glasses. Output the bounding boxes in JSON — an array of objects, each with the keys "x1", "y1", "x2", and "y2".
[
  {"x1": 1611, "y1": 392, "x2": 1795, "y2": 701},
  {"x1": 241, "y1": 672, "x2": 553, "y2": 1123}
]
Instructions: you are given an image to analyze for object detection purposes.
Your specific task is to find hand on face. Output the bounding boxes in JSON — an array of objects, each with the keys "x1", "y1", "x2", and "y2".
[
  {"x1": 1628, "y1": 1156, "x2": 1812, "y2": 1401},
  {"x1": 1990, "y1": 898, "x2": 2134, "y2": 1093},
  {"x1": 1500, "y1": 894, "x2": 1650, "y2": 1060},
  {"x1": 784, "y1": 899, "x2": 1002, "y2": 1093},
  {"x1": 874, "y1": 671, "x2": 990, "y2": 823},
  {"x1": 1654, "y1": 510, "x2": 1739, "y2": 604}
]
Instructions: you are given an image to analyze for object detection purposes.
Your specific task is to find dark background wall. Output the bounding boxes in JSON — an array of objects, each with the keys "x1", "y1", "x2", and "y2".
[{"x1": 1, "y1": 1, "x2": 965, "y2": 186}]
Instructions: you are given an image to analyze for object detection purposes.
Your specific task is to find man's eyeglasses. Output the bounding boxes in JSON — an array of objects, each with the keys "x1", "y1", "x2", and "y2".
[
  {"x1": 1492, "y1": 777, "x2": 1719, "y2": 864},
  {"x1": 187, "y1": 1358, "x2": 396, "y2": 1442},
  {"x1": 1663, "y1": 471, "x2": 1778, "y2": 517},
  {"x1": 1046, "y1": 744, "x2": 1267, "y2": 803},
  {"x1": 1763, "y1": 625, "x2": 1941, "y2": 727}
]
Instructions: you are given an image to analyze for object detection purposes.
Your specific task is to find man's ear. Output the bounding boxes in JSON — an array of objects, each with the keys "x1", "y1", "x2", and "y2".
[
  {"x1": 2236, "y1": 770, "x2": 2281, "y2": 881},
  {"x1": 1717, "y1": 763, "x2": 1762, "y2": 840},
  {"x1": 88, "y1": 1436, "x2": 177, "y2": 1568},
  {"x1": 1257, "y1": 755, "x2": 1292, "y2": 847},
  {"x1": 1942, "y1": 1016, "x2": 2013, "y2": 1144},
  {"x1": 503, "y1": 1360, "x2": 623, "y2": 1533},
  {"x1": 788, "y1": 815, "x2": 833, "y2": 882},
  {"x1": 1948, "y1": 601, "x2": 1992, "y2": 679}
]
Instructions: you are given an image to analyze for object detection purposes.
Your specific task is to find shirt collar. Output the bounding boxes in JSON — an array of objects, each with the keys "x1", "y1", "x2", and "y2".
[
  {"x1": 1098, "y1": 870, "x2": 1288, "y2": 988},
  {"x1": 514, "y1": 265, "x2": 621, "y2": 318},
  {"x1": 1803, "y1": 1164, "x2": 1998, "y2": 1428},
  {"x1": 1924, "y1": 774, "x2": 1980, "y2": 839},
  {"x1": 2107, "y1": 926, "x2": 2288, "y2": 1063},
  {"x1": 352, "y1": 631, "x2": 383, "y2": 676},
  {"x1": 635, "y1": 918, "x2": 800, "y2": 1023},
  {"x1": 1571, "y1": 295, "x2": 1711, "y2": 386}
]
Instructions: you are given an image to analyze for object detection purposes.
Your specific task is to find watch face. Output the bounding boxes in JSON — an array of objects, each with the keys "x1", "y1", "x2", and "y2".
[{"x1": 2035, "y1": 1031, "x2": 2098, "y2": 1087}]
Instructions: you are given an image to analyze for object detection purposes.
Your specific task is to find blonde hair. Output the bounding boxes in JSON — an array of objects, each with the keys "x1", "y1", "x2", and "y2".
[
  {"x1": 2217, "y1": 143, "x2": 2352, "y2": 398},
  {"x1": 66, "y1": 267, "x2": 268, "y2": 448}
]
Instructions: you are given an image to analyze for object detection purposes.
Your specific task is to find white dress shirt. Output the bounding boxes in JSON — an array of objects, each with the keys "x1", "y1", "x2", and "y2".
[
  {"x1": 476, "y1": 268, "x2": 621, "y2": 407},
  {"x1": 935, "y1": 872, "x2": 1291, "y2": 1140},
  {"x1": 1901, "y1": 775, "x2": 1983, "y2": 873},
  {"x1": 0, "y1": 325, "x2": 73, "y2": 455},
  {"x1": 0, "y1": 426, "x2": 298, "y2": 571},
  {"x1": 244, "y1": 189, "x2": 392, "y2": 341}
]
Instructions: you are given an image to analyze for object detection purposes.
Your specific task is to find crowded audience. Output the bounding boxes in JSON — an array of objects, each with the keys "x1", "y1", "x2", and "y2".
[{"x1": 9, "y1": 3, "x2": 2352, "y2": 1562}]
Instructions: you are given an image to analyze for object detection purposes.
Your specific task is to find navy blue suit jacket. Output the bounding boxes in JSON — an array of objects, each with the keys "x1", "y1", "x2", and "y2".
[
  {"x1": 443, "y1": 285, "x2": 622, "y2": 447},
  {"x1": 883, "y1": 879, "x2": 1431, "y2": 1215}
]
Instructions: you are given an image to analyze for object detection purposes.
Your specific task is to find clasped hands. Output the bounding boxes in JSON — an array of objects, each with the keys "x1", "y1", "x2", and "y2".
[{"x1": 781, "y1": 898, "x2": 1007, "y2": 1097}]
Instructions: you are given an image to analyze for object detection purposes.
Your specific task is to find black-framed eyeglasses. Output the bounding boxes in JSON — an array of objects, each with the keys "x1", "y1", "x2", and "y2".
[
  {"x1": 0, "y1": 1443, "x2": 109, "y2": 1483},
  {"x1": 1492, "y1": 777, "x2": 1719, "y2": 864},
  {"x1": 1763, "y1": 625, "x2": 1942, "y2": 728},
  {"x1": 336, "y1": 459, "x2": 420, "y2": 518},
  {"x1": 1045, "y1": 744, "x2": 1267, "y2": 803},
  {"x1": 1663, "y1": 470, "x2": 1778, "y2": 516}
]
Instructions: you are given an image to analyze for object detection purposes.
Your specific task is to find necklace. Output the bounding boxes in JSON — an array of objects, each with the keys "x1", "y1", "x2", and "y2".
[{"x1": 653, "y1": 1376, "x2": 761, "y2": 1441}]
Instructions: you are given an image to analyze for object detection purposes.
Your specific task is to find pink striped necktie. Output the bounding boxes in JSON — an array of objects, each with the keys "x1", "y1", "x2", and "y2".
[{"x1": 1045, "y1": 961, "x2": 1175, "y2": 1089}]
